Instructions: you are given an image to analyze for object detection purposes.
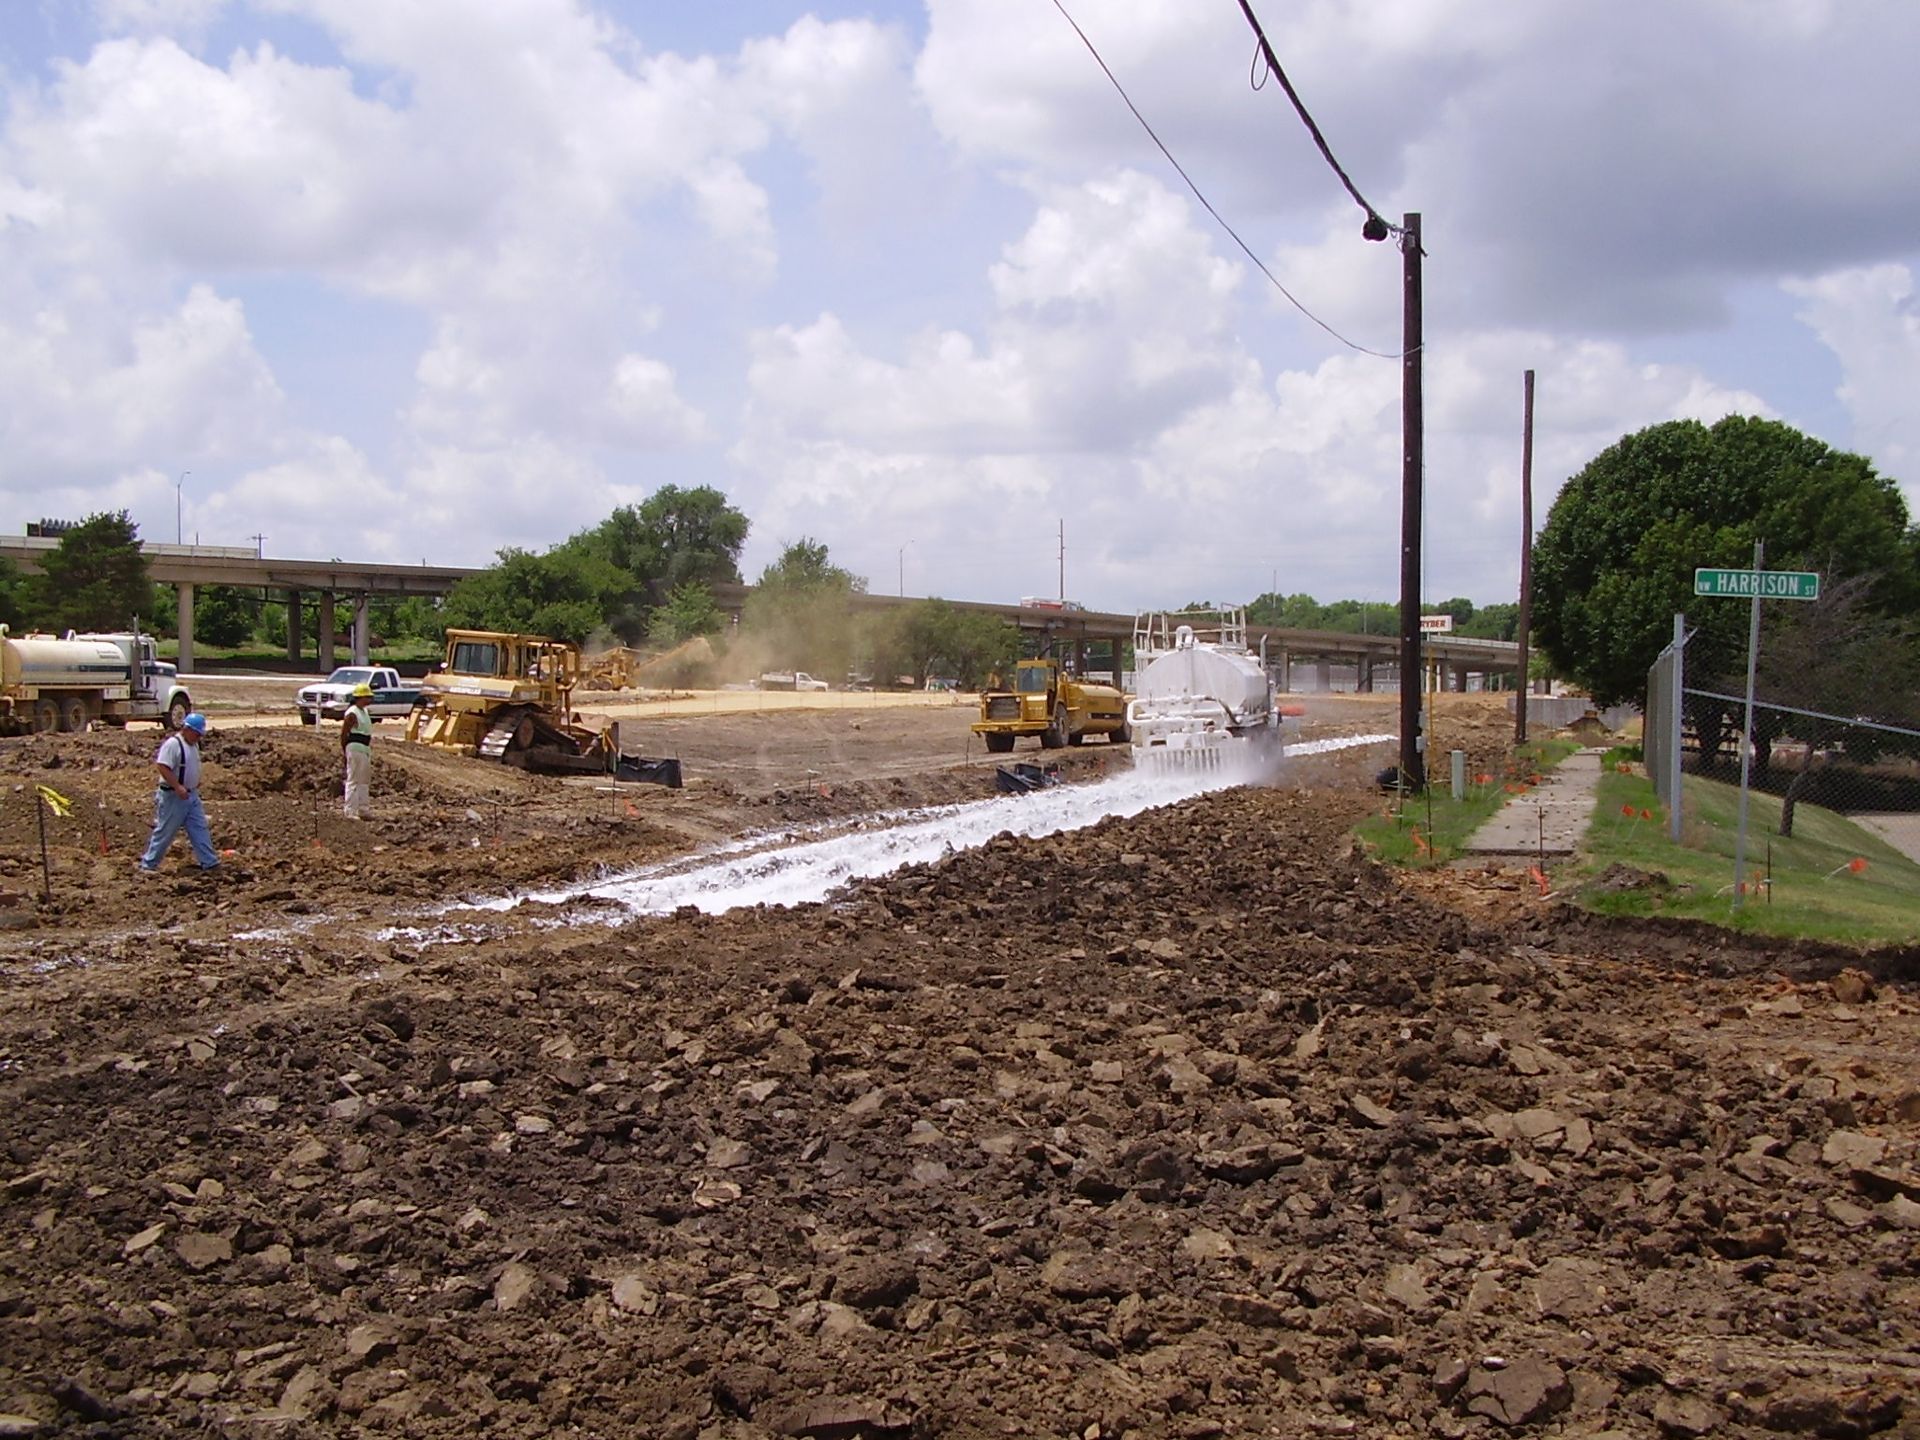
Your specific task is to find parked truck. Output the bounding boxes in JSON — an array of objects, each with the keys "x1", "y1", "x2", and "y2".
[
  {"x1": 294, "y1": 665, "x2": 422, "y2": 724},
  {"x1": 972, "y1": 656, "x2": 1128, "y2": 752},
  {"x1": 0, "y1": 626, "x2": 191, "y2": 734}
]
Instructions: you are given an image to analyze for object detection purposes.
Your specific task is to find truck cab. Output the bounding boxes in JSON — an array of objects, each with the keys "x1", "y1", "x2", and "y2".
[{"x1": 971, "y1": 657, "x2": 1129, "y2": 753}]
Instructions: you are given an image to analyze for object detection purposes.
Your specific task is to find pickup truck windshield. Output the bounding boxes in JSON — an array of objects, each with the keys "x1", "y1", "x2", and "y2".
[{"x1": 325, "y1": 668, "x2": 376, "y2": 685}]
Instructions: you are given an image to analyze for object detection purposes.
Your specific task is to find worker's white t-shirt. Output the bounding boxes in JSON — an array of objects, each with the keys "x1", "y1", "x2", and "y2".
[{"x1": 156, "y1": 733, "x2": 202, "y2": 792}]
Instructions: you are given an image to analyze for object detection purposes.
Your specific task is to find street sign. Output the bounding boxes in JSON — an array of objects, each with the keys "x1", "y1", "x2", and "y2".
[
  {"x1": 1419, "y1": 614, "x2": 1453, "y2": 633},
  {"x1": 1694, "y1": 568, "x2": 1820, "y2": 601}
]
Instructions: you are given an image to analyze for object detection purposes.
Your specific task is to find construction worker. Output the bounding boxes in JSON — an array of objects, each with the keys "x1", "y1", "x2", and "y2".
[
  {"x1": 138, "y1": 712, "x2": 220, "y2": 874},
  {"x1": 341, "y1": 683, "x2": 374, "y2": 819}
]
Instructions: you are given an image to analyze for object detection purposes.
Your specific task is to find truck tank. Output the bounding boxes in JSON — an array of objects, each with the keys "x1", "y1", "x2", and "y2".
[
  {"x1": 1, "y1": 634, "x2": 133, "y2": 690},
  {"x1": 1127, "y1": 610, "x2": 1282, "y2": 773}
]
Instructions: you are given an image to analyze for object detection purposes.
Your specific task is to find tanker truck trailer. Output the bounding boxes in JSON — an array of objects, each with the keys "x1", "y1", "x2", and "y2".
[{"x1": 0, "y1": 627, "x2": 192, "y2": 734}]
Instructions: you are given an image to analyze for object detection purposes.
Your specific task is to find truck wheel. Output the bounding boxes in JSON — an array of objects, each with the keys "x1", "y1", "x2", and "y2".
[
  {"x1": 59, "y1": 696, "x2": 90, "y2": 733},
  {"x1": 167, "y1": 694, "x2": 191, "y2": 730},
  {"x1": 1041, "y1": 705, "x2": 1067, "y2": 750},
  {"x1": 32, "y1": 697, "x2": 60, "y2": 733},
  {"x1": 299, "y1": 710, "x2": 317, "y2": 725},
  {"x1": 1111, "y1": 720, "x2": 1130, "y2": 744},
  {"x1": 984, "y1": 731, "x2": 1015, "y2": 754}
]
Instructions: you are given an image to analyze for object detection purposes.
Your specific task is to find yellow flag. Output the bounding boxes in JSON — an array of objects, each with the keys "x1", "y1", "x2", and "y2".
[{"x1": 36, "y1": 785, "x2": 72, "y2": 817}]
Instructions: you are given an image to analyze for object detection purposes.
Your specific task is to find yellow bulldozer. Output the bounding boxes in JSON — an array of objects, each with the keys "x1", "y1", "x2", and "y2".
[{"x1": 407, "y1": 629, "x2": 681, "y2": 786}]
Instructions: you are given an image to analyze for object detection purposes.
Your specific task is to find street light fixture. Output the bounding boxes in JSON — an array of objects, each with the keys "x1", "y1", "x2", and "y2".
[{"x1": 177, "y1": 471, "x2": 189, "y2": 546}]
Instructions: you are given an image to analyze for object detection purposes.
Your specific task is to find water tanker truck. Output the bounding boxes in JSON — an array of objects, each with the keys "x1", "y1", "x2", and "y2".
[
  {"x1": 0, "y1": 626, "x2": 191, "y2": 734},
  {"x1": 1127, "y1": 609, "x2": 1284, "y2": 773}
]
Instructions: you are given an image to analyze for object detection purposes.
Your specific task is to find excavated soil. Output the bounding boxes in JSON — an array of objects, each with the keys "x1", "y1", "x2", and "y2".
[{"x1": 0, "y1": 694, "x2": 1914, "y2": 1438}]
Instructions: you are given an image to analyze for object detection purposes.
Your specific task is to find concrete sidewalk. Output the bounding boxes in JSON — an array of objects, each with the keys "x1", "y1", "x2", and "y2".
[{"x1": 1460, "y1": 748, "x2": 1609, "y2": 859}]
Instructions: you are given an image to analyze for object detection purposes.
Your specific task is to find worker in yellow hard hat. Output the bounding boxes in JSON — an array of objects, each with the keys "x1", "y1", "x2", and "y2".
[{"x1": 340, "y1": 682, "x2": 374, "y2": 819}]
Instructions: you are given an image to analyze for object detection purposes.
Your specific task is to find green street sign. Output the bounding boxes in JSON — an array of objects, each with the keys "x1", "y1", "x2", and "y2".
[{"x1": 1693, "y1": 567, "x2": 1820, "y2": 601}]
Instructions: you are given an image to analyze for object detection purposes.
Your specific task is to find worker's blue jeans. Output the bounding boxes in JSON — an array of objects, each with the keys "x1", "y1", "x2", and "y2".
[{"x1": 140, "y1": 788, "x2": 218, "y2": 870}]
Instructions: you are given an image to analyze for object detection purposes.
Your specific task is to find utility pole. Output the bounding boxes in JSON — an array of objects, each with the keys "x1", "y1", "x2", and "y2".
[
  {"x1": 1396, "y1": 213, "x2": 1426, "y2": 791},
  {"x1": 1515, "y1": 369, "x2": 1534, "y2": 742},
  {"x1": 1058, "y1": 518, "x2": 1065, "y2": 602},
  {"x1": 250, "y1": 532, "x2": 267, "y2": 560}
]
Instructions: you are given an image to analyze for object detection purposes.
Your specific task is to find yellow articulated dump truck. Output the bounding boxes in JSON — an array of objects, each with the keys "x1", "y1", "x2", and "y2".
[
  {"x1": 971, "y1": 657, "x2": 1129, "y2": 754},
  {"x1": 407, "y1": 629, "x2": 681, "y2": 787}
]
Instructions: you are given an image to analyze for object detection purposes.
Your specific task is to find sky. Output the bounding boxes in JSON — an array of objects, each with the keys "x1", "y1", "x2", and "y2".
[{"x1": 2, "y1": 0, "x2": 1916, "y2": 614}]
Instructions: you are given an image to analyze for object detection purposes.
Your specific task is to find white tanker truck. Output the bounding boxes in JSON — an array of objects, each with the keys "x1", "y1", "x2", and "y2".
[
  {"x1": 0, "y1": 626, "x2": 191, "y2": 735},
  {"x1": 1127, "y1": 608, "x2": 1285, "y2": 773}
]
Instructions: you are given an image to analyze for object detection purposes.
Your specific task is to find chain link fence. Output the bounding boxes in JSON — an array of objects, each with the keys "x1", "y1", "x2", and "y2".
[{"x1": 1645, "y1": 623, "x2": 1920, "y2": 907}]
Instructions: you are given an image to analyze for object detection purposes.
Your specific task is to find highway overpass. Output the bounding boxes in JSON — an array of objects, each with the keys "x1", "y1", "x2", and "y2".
[{"x1": 0, "y1": 535, "x2": 480, "y2": 671}]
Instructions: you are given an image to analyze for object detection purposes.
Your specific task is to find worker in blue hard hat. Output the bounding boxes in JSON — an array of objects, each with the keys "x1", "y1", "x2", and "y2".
[
  {"x1": 341, "y1": 683, "x2": 374, "y2": 819},
  {"x1": 138, "y1": 712, "x2": 222, "y2": 875}
]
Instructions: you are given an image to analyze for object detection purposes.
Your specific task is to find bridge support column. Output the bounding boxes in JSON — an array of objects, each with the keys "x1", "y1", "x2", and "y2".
[
  {"x1": 1453, "y1": 663, "x2": 1472, "y2": 693},
  {"x1": 1357, "y1": 655, "x2": 1374, "y2": 693},
  {"x1": 352, "y1": 595, "x2": 370, "y2": 666},
  {"x1": 318, "y1": 594, "x2": 337, "y2": 672},
  {"x1": 1315, "y1": 660, "x2": 1331, "y2": 693},
  {"x1": 286, "y1": 590, "x2": 302, "y2": 663},
  {"x1": 1272, "y1": 647, "x2": 1291, "y2": 693},
  {"x1": 176, "y1": 582, "x2": 195, "y2": 675}
]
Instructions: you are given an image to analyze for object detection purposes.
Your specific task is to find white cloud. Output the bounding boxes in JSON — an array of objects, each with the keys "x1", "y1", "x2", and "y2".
[
  {"x1": 1786, "y1": 263, "x2": 1920, "y2": 503},
  {"x1": 0, "y1": 282, "x2": 283, "y2": 484}
]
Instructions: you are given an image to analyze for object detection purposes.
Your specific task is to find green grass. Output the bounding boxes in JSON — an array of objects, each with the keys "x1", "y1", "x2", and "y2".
[
  {"x1": 1356, "y1": 737, "x2": 1580, "y2": 866},
  {"x1": 1564, "y1": 764, "x2": 1920, "y2": 945}
]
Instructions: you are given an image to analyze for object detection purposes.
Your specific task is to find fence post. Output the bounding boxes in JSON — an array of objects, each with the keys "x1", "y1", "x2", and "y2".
[{"x1": 1669, "y1": 612, "x2": 1685, "y2": 843}]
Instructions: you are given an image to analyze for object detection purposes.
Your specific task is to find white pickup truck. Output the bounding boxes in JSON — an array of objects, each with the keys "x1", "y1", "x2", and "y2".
[
  {"x1": 758, "y1": 670, "x2": 831, "y2": 692},
  {"x1": 294, "y1": 666, "x2": 423, "y2": 725}
]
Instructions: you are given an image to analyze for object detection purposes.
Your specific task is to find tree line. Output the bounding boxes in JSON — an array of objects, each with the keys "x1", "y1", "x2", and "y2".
[{"x1": 7, "y1": 414, "x2": 1913, "y2": 709}]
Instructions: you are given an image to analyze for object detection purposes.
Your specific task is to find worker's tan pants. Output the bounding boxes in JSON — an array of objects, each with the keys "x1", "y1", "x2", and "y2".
[{"x1": 344, "y1": 745, "x2": 371, "y2": 819}]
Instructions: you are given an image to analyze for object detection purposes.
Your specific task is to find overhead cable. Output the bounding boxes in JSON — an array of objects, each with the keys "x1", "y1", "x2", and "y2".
[{"x1": 1049, "y1": 0, "x2": 1404, "y2": 360}]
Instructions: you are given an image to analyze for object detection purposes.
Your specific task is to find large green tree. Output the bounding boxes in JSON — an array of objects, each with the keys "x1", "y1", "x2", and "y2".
[
  {"x1": 1532, "y1": 416, "x2": 1918, "y2": 708},
  {"x1": 441, "y1": 547, "x2": 622, "y2": 645},
  {"x1": 871, "y1": 599, "x2": 1017, "y2": 688},
  {"x1": 29, "y1": 511, "x2": 152, "y2": 630},
  {"x1": 564, "y1": 485, "x2": 749, "y2": 640}
]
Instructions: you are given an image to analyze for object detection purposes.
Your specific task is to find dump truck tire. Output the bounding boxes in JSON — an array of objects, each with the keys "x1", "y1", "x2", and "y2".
[
  {"x1": 984, "y1": 731, "x2": 1015, "y2": 754},
  {"x1": 1111, "y1": 720, "x2": 1130, "y2": 744},
  {"x1": 59, "y1": 696, "x2": 90, "y2": 733},
  {"x1": 167, "y1": 694, "x2": 192, "y2": 730},
  {"x1": 32, "y1": 698, "x2": 60, "y2": 733}
]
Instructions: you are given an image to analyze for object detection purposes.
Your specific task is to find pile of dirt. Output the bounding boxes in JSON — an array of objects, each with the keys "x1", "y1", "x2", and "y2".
[{"x1": 0, "y1": 699, "x2": 1913, "y2": 1437}]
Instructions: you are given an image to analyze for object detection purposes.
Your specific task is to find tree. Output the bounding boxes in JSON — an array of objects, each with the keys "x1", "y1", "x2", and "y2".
[
  {"x1": 1458, "y1": 602, "x2": 1519, "y2": 641},
  {"x1": 558, "y1": 486, "x2": 749, "y2": 642},
  {"x1": 29, "y1": 511, "x2": 152, "y2": 631},
  {"x1": 0, "y1": 557, "x2": 23, "y2": 630},
  {"x1": 646, "y1": 582, "x2": 724, "y2": 647},
  {"x1": 441, "y1": 547, "x2": 621, "y2": 645},
  {"x1": 741, "y1": 538, "x2": 867, "y2": 680},
  {"x1": 194, "y1": 585, "x2": 256, "y2": 648},
  {"x1": 874, "y1": 600, "x2": 1016, "y2": 688},
  {"x1": 1532, "y1": 417, "x2": 1918, "y2": 708}
]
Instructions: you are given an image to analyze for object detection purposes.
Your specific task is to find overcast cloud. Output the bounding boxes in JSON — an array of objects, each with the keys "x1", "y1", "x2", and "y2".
[{"x1": 1, "y1": 0, "x2": 1914, "y2": 610}]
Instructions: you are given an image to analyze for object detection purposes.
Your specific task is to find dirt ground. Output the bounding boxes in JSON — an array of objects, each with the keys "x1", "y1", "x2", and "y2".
[{"x1": 0, "y1": 691, "x2": 1914, "y2": 1438}]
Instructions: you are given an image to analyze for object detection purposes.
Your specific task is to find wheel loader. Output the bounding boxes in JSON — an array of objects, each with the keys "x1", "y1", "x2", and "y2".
[
  {"x1": 971, "y1": 657, "x2": 1128, "y2": 753},
  {"x1": 407, "y1": 629, "x2": 681, "y2": 786}
]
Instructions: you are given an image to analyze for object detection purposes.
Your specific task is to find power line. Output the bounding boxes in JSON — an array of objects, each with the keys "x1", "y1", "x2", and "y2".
[
  {"x1": 1048, "y1": 0, "x2": 1403, "y2": 360},
  {"x1": 1235, "y1": 0, "x2": 1398, "y2": 242}
]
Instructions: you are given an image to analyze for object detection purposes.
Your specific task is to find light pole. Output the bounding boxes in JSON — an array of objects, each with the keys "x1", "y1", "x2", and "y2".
[
  {"x1": 898, "y1": 540, "x2": 914, "y2": 598},
  {"x1": 176, "y1": 472, "x2": 189, "y2": 545}
]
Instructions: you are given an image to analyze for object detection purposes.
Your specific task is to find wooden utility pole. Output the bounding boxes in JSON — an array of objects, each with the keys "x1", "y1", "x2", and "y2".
[
  {"x1": 1058, "y1": 518, "x2": 1065, "y2": 602},
  {"x1": 1397, "y1": 213, "x2": 1426, "y2": 791},
  {"x1": 1515, "y1": 369, "x2": 1535, "y2": 742}
]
